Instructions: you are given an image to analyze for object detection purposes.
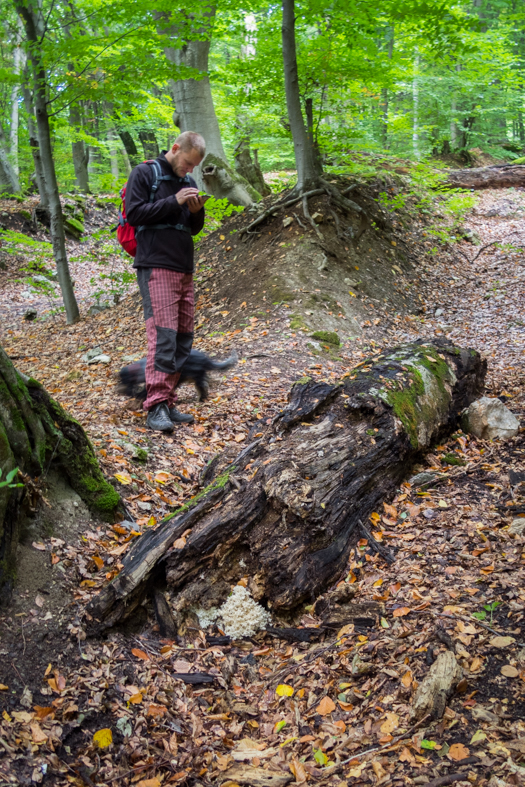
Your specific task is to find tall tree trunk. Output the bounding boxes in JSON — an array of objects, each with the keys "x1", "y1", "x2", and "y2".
[
  {"x1": 70, "y1": 101, "x2": 90, "y2": 192},
  {"x1": 9, "y1": 19, "x2": 24, "y2": 184},
  {"x1": 380, "y1": 27, "x2": 394, "y2": 149},
  {"x1": 305, "y1": 97, "x2": 323, "y2": 176},
  {"x1": 117, "y1": 129, "x2": 140, "y2": 167},
  {"x1": 21, "y1": 77, "x2": 47, "y2": 206},
  {"x1": 160, "y1": 7, "x2": 258, "y2": 205},
  {"x1": 412, "y1": 47, "x2": 420, "y2": 161},
  {"x1": 282, "y1": 0, "x2": 321, "y2": 192},
  {"x1": 107, "y1": 129, "x2": 120, "y2": 180},
  {"x1": 15, "y1": 0, "x2": 80, "y2": 325},
  {"x1": 0, "y1": 345, "x2": 120, "y2": 598},
  {"x1": 138, "y1": 130, "x2": 159, "y2": 160},
  {"x1": 0, "y1": 126, "x2": 19, "y2": 194}
]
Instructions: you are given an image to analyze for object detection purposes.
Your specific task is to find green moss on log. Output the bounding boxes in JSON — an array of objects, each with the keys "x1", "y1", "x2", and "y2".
[
  {"x1": 311, "y1": 330, "x2": 341, "y2": 346},
  {"x1": 164, "y1": 468, "x2": 236, "y2": 522}
]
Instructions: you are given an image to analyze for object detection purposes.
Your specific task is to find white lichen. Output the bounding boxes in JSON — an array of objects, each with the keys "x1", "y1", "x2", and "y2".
[{"x1": 194, "y1": 585, "x2": 271, "y2": 639}]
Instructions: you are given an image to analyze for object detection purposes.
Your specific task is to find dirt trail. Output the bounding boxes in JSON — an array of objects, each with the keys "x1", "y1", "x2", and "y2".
[{"x1": 0, "y1": 188, "x2": 524, "y2": 786}]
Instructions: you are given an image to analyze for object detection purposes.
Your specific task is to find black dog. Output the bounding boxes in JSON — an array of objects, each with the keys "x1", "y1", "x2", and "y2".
[{"x1": 118, "y1": 350, "x2": 237, "y2": 402}]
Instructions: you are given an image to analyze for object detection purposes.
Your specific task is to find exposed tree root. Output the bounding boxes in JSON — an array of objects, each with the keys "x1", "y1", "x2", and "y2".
[
  {"x1": 240, "y1": 189, "x2": 324, "y2": 236},
  {"x1": 302, "y1": 193, "x2": 324, "y2": 240},
  {"x1": 239, "y1": 181, "x2": 369, "y2": 240}
]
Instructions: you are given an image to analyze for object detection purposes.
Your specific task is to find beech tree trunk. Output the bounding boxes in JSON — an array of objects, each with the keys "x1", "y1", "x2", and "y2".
[
  {"x1": 87, "y1": 341, "x2": 485, "y2": 633},
  {"x1": 160, "y1": 8, "x2": 258, "y2": 206},
  {"x1": 443, "y1": 164, "x2": 525, "y2": 189},
  {"x1": 282, "y1": 0, "x2": 321, "y2": 192},
  {"x1": 21, "y1": 77, "x2": 48, "y2": 206},
  {"x1": 70, "y1": 101, "x2": 90, "y2": 192},
  {"x1": 0, "y1": 126, "x2": 19, "y2": 194},
  {"x1": 0, "y1": 345, "x2": 120, "y2": 599},
  {"x1": 15, "y1": 0, "x2": 80, "y2": 324}
]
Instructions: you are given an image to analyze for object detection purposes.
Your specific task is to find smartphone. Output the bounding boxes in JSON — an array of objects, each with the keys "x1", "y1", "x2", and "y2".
[{"x1": 199, "y1": 193, "x2": 212, "y2": 202}]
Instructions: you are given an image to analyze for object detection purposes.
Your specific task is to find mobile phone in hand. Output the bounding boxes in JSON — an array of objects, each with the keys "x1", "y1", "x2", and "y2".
[{"x1": 199, "y1": 193, "x2": 212, "y2": 203}]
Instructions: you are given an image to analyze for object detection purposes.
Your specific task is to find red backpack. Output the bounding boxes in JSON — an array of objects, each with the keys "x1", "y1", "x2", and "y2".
[{"x1": 117, "y1": 160, "x2": 181, "y2": 257}]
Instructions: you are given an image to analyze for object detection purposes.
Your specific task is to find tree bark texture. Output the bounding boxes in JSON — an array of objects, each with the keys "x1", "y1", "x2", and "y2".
[
  {"x1": 0, "y1": 126, "x2": 19, "y2": 194},
  {"x1": 21, "y1": 77, "x2": 48, "y2": 206},
  {"x1": 15, "y1": 0, "x2": 80, "y2": 324},
  {"x1": 443, "y1": 164, "x2": 525, "y2": 189},
  {"x1": 70, "y1": 102, "x2": 90, "y2": 192},
  {"x1": 160, "y1": 9, "x2": 259, "y2": 206},
  {"x1": 0, "y1": 345, "x2": 120, "y2": 597},
  {"x1": 281, "y1": 0, "x2": 322, "y2": 192},
  {"x1": 233, "y1": 137, "x2": 271, "y2": 196},
  {"x1": 118, "y1": 130, "x2": 140, "y2": 167},
  {"x1": 87, "y1": 341, "x2": 485, "y2": 633}
]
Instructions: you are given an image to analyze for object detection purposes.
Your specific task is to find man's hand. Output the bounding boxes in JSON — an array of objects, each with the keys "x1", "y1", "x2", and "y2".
[
  {"x1": 187, "y1": 195, "x2": 206, "y2": 214},
  {"x1": 176, "y1": 187, "x2": 200, "y2": 206}
]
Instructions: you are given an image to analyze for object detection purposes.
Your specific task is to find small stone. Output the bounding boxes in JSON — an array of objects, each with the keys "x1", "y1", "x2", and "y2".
[
  {"x1": 87, "y1": 354, "x2": 111, "y2": 365},
  {"x1": 137, "y1": 501, "x2": 151, "y2": 511},
  {"x1": 283, "y1": 216, "x2": 293, "y2": 228},
  {"x1": 409, "y1": 471, "x2": 445, "y2": 489},
  {"x1": 88, "y1": 300, "x2": 112, "y2": 317},
  {"x1": 311, "y1": 211, "x2": 324, "y2": 223},
  {"x1": 435, "y1": 308, "x2": 444, "y2": 317},
  {"x1": 463, "y1": 397, "x2": 520, "y2": 440},
  {"x1": 23, "y1": 308, "x2": 37, "y2": 321},
  {"x1": 510, "y1": 518, "x2": 525, "y2": 535},
  {"x1": 81, "y1": 347, "x2": 104, "y2": 362}
]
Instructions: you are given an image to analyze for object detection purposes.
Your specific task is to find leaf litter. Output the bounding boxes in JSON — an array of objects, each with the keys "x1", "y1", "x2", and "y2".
[{"x1": 0, "y1": 186, "x2": 524, "y2": 785}]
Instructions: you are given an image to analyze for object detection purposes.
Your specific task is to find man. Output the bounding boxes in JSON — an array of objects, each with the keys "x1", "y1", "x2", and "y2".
[{"x1": 126, "y1": 131, "x2": 207, "y2": 432}]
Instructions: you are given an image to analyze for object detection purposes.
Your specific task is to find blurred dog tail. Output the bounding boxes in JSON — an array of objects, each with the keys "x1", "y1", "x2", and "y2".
[{"x1": 209, "y1": 351, "x2": 238, "y2": 372}]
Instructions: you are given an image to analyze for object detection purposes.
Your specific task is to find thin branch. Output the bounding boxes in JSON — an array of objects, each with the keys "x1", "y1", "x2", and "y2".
[{"x1": 358, "y1": 519, "x2": 395, "y2": 564}]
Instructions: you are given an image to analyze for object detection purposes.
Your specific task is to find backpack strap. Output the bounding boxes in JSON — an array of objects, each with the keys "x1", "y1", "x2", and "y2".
[{"x1": 137, "y1": 161, "x2": 192, "y2": 234}]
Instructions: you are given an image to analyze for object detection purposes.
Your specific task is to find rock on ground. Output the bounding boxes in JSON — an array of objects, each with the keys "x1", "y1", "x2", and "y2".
[{"x1": 463, "y1": 396, "x2": 520, "y2": 440}]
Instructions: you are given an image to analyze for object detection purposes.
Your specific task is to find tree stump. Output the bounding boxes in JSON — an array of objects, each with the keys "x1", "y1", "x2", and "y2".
[
  {"x1": 0, "y1": 345, "x2": 120, "y2": 596},
  {"x1": 87, "y1": 341, "x2": 485, "y2": 632},
  {"x1": 443, "y1": 164, "x2": 525, "y2": 189}
]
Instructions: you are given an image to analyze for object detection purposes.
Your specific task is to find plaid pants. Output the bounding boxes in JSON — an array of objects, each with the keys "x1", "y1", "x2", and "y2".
[{"x1": 136, "y1": 268, "x2": 194, "y2": 410}]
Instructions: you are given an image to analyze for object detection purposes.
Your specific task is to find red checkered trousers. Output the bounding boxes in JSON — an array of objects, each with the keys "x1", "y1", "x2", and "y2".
[{"x1": 136, "y1": 268, "x2": 194, "y2": 410}]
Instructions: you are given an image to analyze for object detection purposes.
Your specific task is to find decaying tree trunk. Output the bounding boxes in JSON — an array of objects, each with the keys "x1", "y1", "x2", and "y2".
[
  {"x1": 443, "y1": 163, "x2": 525, "y2": 189},
  {"x1": 87, "y1": 341, "x2": 485, "y2": 633},
  {"x1": 0, "y1": 345, "x2": 120, "y2": 597},
  {"x1": 234, "y1": 138, "x2": 271, "y2": 197}
]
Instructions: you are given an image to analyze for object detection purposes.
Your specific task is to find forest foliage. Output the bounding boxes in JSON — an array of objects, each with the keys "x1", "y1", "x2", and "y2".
[{"x1": 1, "y1": 0, "x2": 525, "y2": 197}]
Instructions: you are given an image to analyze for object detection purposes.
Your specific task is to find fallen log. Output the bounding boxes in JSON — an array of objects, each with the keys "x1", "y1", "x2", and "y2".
[
  {"x1": 443, "y1": 163, "x2": 525, "y2": 190},
  {"x1": 86, "y1": 340, "x2": 485, "y2": 633}
]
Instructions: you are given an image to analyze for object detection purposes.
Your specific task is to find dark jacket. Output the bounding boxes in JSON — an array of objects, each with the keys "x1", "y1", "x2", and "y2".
[{"x1": 126, "y1": 152, "x2": 205, "y2": 273}]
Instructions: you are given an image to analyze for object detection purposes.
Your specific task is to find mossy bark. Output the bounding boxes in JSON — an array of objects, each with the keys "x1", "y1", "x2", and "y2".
[
  {"x1": 87, "y1": 340, "x2": 485, "y2": 633},
  {"x1": 0, "y1": 345, "x2": 120, "y2": 594}
]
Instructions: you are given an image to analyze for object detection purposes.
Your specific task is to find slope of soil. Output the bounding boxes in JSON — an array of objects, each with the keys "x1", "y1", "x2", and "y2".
[{"x1": 0, "y1": 182, "x2": 524, "y2": 786}]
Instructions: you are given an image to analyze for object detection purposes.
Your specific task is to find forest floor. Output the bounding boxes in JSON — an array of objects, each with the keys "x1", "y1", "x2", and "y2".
[{"x1": 0, "y1": 179, "x2": 524, "y2": 787}]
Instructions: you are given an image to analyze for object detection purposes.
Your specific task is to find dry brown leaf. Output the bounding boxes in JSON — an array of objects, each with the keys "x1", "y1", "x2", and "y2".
[
  {"x1": 489, "y1": 636, "x2": 515, "y2": 649},
  {"x1": 131, "y1": 648, "x2": 150, "y2": 661},
  {"x1": 290, "y1": 758, "x2": 307, "y2": 784},
  {"x1": 393, "y1": 607, "x2": 411, "y2": 617},
  {"x1": 380, "y1": 712, "x2": 399, "y2": 734},
  {"x1": 501, "y1": 665, "x2": 519, "y2": 678},
  {"x1": 448, "y1": 743, "x2": 470, "y2": 761},
  {"x1": 316, "y1": 696, "x2": 336, "y2": 715}
]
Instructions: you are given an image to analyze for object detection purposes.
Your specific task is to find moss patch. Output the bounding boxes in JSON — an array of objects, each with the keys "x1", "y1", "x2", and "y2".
[
  {"x1": 385, "y1": 369, "x2": 426, "y2": 448},
  {"x1": 164, "y1": 468, "x2": 236, "y2": 522},
  {"x1": 311, "y1": 330, "x2": 341, "y2": 346}
]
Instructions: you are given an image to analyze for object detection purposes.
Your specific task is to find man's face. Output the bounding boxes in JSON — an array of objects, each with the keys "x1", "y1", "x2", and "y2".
[{"x1": 170, "y1": 144, "x2": 204, "y2": 177}]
